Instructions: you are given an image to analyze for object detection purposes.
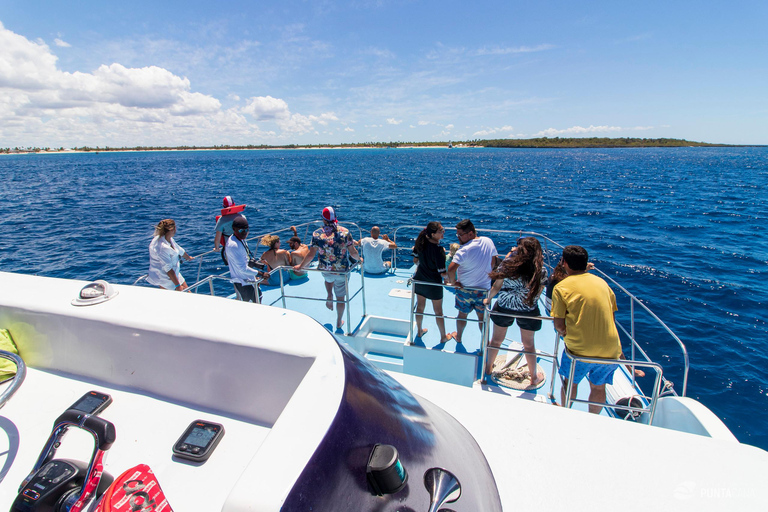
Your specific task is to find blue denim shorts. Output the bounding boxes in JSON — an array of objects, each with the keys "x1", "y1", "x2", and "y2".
[{"x1": 558, "y1": 351, "x2": 618, "y2": 385}]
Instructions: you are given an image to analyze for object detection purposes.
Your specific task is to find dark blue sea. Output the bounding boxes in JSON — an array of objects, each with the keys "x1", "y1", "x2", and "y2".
[{"x1": 1, "y1": 147, "x2": 766, "y2": 448}]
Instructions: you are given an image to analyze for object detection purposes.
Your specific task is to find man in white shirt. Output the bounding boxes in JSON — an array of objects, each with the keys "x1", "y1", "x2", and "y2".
[
  {"x1": 447, "y1": 219, "x2": 498, "y2": 344},
  {"x1": 225, "y1": 217, "x2": 268, "y2": 303},
  {"x1": 359, "y1": 226, "x2": 397, "y2": 274}
]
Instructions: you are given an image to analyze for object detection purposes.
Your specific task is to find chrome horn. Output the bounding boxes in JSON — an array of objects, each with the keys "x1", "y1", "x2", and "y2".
[{"x1": 424, "y1": 467, "x2": 461, "y2": 512}]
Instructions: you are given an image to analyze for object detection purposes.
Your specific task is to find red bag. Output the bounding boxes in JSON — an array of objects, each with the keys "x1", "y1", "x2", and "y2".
[{"x1": 94, "y1": 464, "x2": 174, "y2": 512}]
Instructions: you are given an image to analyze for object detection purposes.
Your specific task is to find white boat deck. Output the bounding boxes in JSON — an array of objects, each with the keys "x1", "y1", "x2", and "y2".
[
  {"x1": 0, "y1": 272, "x2": 346, "y2": 511},
  {"x1": 391, "y1": 370, "x2": 768, "y2": 511},
  {"x1": 258, "y1": 265, "x2": 623, "y2": 413},
  {"x1": 0, "y1": 368, "x2": 271, "y2": 510},
  {"x1": 1, "y1": 270, "x2": 767, "y2": 511}
]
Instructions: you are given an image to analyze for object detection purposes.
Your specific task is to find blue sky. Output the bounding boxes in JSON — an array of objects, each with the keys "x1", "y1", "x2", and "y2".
[{"x1": 1, "y1": 0, "x2": 766, "y2": 147}]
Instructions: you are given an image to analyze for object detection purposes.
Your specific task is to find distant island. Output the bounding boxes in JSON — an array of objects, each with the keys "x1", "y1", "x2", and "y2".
[{"x1": 0, "y1": 137, "x2": 745, "y2": 154}]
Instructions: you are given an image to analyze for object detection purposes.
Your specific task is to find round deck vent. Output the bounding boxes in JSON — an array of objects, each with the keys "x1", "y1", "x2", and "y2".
[{"x1": 71, "y1": 280, "x2": 119, "y2": 306}]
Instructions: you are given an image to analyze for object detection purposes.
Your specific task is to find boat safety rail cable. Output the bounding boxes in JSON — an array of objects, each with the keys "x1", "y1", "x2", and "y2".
[
  {"x1": 562, "y1": 348, "x2": 664, "y2": 424},
  {"x1": 132, "y1": 255, "x2": 202, "y2": 287},
  {"x1": 268, "y1": 260, "x2": 366, "y2": 335},
  {"x1": 391, "y1": 225, "x2": 541, "y2": 270},
  {"x1": 478, "y1": 304, "x2": 561, "y2": 399},
  {"x1": 586, "y1": 266, "x2": 689, "y2": 397},
  {"x1": 504, "y1": 229, "x2": 687, "y2": 398},
  {"x1": 407, "y1": 279, "x2": 488, "y2": 344},
  {"x1": 0, "y1": 350, "x2": 27, "y2": 409},
  {"x1": 184, "y1": 274, "x2": 233, "y2": 297},
  {"x1": 193, "y1": 221, "x2": 365, "y2": 284}
]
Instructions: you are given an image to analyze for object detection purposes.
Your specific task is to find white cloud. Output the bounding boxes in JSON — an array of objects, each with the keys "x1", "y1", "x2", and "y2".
[
  {"x1": 418, "y1": 120, "x2": 431, "y2": 126},
  {"x1": 472, "y1": 125, "x2": 514, "y2": 137},
  {"x1": 344, "y1": 127, "x2": 354, "y2": 132},
  {"x1": 386, "y1": 118, "x2": 402, "y2": 125},
  {"x1": 242, "y1": 96, "x2": 337, "y2": 134},
  {"x1": 54, "y1": 38, "x2": 71, "y2": 48},
  {"x1": 444, "y1": 124, "x2": 454, "y2": 130},
  {"x1": 243, "y1": 96, "x2": 291, "y2": 120},
  {"x1": 475, "y1": 44, "x2": 555, "y2": 56},
  {"x1": 0, "y1": 22, "x2": 339, "y2": 146},
  {"x1": 532, "y1": 125, "x2": 654, "y2": 136},
  {"x1": 359, "y1": 47, "x2": 395, "y2": 59}
]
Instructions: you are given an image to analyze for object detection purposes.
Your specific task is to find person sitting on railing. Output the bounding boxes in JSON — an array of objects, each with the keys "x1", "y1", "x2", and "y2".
[
  {"x1": 551, "y1": 245, "x2": 621, "y2": 414},
  {"x1": 411, "y1": 222, "x2": 452, "y2": 343},
  {"x1": 446, "y1": 219, "x2": 499, "y2": 343},
  {"x1": 260, "y1": 235, "x2": 293, "y2": 285},
  {"x1": 148, "y1": 219, "x2": 194, "y2": 291},
  {"x1": 359, "y1": 226, "x2": 397, "y2": 274},
  {"x1": 293, "y1": 207, "x2": 360, "y2": 331},
  {"x1": 483, "y1": 237, "x2": 548, "y2": 386},
  {"x1": 226, "y1": 217, "x2": 268, "y2": 303},
  {"x1": 214, "y1": 196, "x2": 247, "y2": 263},
  {"x1": 287, "y1": 226, "x2": 310, "y2": 279}
]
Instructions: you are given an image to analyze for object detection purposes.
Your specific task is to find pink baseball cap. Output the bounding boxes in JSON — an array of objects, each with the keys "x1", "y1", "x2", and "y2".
[
  {"x1": 220, "y1": 196, "x2": 246, "y2": 216},
  {"x1": 322, "y1": 206, "x2": 337, "y2": 223}
]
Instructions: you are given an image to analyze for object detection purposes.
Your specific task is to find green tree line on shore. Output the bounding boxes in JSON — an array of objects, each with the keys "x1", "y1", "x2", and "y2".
[
  {"x1": 1, "y1": 137, "x2": 746, "y2": 154},
  {"x1": 477, "y1": 137, "x2": 728, "y2": 148}
]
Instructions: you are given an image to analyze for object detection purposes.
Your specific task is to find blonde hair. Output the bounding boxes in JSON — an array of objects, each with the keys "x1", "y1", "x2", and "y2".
[
  {"x1": 260, "y1": 234, "x2": 280, "y2": 250},
  {"x1": 154, "y1": 219, "x2": 176, "y2": 237},
  {"x1": 449, "y1": 243, "x2": 460, "y2": 257}
]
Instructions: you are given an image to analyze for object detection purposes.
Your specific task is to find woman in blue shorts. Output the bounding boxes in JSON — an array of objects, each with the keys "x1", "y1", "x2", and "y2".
[{"x1": 483, "y1": 237, "x2": 548, "y2": 385}]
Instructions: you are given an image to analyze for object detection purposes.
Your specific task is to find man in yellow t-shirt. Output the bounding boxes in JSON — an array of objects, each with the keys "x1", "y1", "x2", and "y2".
[{"x1": 551, "y1": 245, "x2": 621, "y2": 414}]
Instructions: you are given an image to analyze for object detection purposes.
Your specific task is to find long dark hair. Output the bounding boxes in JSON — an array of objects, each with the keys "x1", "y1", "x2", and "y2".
[
  {"x1": 549, "y1": 260, "x2": 568, "y2": 289},
  {"x1": 489, "y1": 237, "x2": 544, "y2": 307},
  {"x1": 414, "y1": 221, "x2": 442, "y2": 254}
]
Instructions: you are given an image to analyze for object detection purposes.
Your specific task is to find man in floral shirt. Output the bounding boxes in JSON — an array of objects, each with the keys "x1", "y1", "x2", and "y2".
[{"x1": 294, "y1": 206, "x2": 360, "y2": 330}]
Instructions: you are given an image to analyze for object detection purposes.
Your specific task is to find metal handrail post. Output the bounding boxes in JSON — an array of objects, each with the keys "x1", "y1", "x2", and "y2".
[
  {"x1": 0, "y1": 351, "x2": 26, "y2": 409},
  {"x1": 562, "y1": 348, "x2": 664, "y2": 418},
  {"x1": 548, "y1": 332, "x2": 561, "y2": 401},
  {"x1": 565, "y1": 353, "x2": 577, "y2": 408},
  {"x1": 630, "y1": 298, "x2": 636, "y2": 352},
  {"x1": 479, "y1": 306, "x2": 491, "y2": 381},
  {"x1": 345, "y1": 271, "x2": 351, "y2": 336},
  {"x1": 409, "y1": 279, "x2": 416, "y2": 344},
  {"x1": 280, "y1": 268, "x2": 287, "y2": 309},
  {"x1": 360, "y1": 265, "x2": 367, "y2": 319}
]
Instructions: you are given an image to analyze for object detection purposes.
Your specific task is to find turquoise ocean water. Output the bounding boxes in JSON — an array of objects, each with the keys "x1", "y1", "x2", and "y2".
[{"x1": 0, "y1": 147, "x2": 766, "y2": 448}]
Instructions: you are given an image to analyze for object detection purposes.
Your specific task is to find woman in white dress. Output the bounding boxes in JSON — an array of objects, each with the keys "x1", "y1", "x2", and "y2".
[{"x1": 147, "y1": 219, "x2": 194, "y2": 290}]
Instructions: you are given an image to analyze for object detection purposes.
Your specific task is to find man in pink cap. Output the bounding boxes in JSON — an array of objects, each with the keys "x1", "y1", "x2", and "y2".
[{"x1": 294, "y1": 207, "x2": 360, "y2": 331}]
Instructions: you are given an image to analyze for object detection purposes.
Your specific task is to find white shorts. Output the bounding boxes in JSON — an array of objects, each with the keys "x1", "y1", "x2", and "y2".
[{"x1": 322, "y1": 272, "x2": 348, "y2": 296}]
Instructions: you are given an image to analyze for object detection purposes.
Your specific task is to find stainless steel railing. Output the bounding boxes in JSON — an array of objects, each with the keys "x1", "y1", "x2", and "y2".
[
  {"x1": 395, "y1": 225, "x2": 687, "y2": 398},
  {"x1": 395, "y1": 223, "x2": 685, "y2": 410},
  {"x1": 407, "y1": 279, "x2": 490, "y2": 347},
  {"x1": 0, "y1": 350, "x2": 26, "y2": 409},
  {"x1": 264, "y1": 260, "x2": 366, "y2": 335},
  {"x1": 141, "y1": 221, "x2": 687, "y2": 401},
  {"x1": 478, "y1": 304, "x2": 562, "y2": 402},
  {"x1": 561, "y1": 348, "x2": 664, "y2": 423}
]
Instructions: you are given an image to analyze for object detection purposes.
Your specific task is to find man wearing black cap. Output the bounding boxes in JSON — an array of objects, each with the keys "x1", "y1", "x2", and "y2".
[{"x1": 225, "y1": 216, "x2": 267, "y2": 302}]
